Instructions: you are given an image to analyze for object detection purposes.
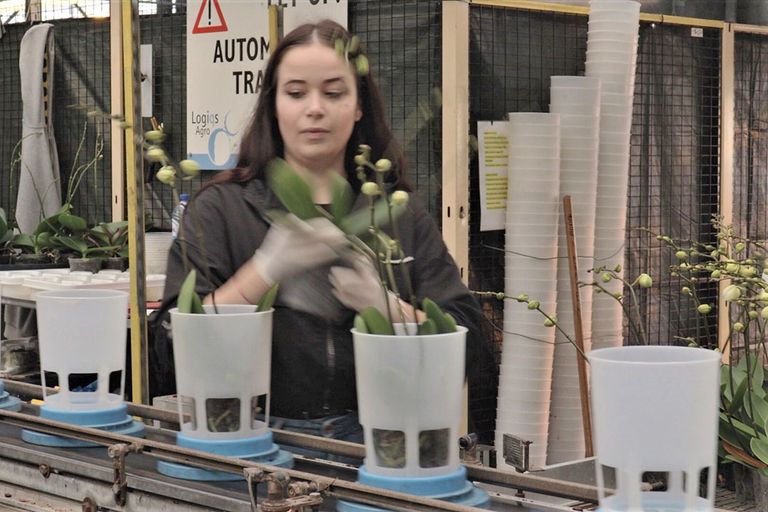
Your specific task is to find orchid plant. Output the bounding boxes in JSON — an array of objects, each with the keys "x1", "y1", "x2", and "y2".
[
  {"x1": 146, "y1": 124, "x2": 278, "y2": 315},
  {"x1": 266, "y1": 144, "x2": 457, "y2": 336},
  {"x1": 477, "y1": 215, "x2": 768, "y2": 476}
]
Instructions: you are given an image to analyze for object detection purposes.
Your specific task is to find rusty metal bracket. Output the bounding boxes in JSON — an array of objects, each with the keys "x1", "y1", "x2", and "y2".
[
  {"x1": 107, "y1": 442, "x2": 142, "y2": 507},
  {"x1": 244, "y1": 468, "x2": 324, "y2": 512}
]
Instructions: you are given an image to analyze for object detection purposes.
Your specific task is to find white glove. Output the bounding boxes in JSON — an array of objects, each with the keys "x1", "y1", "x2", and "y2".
[
  {"x1": 329, "y1": 255, "x2": 397, "y2": 314},
  {"x1": 252, "y1": 215, "x2": 349, "y2": 285}
]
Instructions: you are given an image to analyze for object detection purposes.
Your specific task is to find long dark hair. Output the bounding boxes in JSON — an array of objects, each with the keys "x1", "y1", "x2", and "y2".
[{"x1": 207, "y1": 20, "x2": 410, "y2": 192}]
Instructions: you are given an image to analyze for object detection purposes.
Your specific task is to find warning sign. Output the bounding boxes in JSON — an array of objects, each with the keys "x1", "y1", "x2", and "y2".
[
  {"x1": 186, "y1": 0, "x2": 349, "y2": 170},
  {"x1": 192, "y1": 0, "x2": 228, "y2": 34}
]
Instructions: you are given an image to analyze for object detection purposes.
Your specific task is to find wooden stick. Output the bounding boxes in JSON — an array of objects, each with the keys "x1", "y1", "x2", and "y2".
[{"x1": 562, "y1": 195, "x2": 594, "y2": 458}]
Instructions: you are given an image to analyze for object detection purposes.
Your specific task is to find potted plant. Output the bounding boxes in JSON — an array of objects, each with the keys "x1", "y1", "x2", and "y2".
[
  {"x1": 144, "y1": 129, "x2": 293, "y2": 478},
  {"x1": 494, "y1": 216, "x2": 768, "y2": 508},
  {"x1": 89, "y1": 221, "x2": 129, "y2": 270},
  {"x1": 267, "y1": 145, "x2": 488, "y2": 508},
  {"x1": 0, "y1": 208, "x2": 18, "y2": 265}
]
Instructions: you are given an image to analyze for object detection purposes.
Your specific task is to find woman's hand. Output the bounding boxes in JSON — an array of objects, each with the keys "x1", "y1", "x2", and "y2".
[
  {"x1": 329, "y1": 255, "x2": 425, "y2": 323},
  {"x1": 252, "y1": 215, "x2": 349, "y2": 285}
]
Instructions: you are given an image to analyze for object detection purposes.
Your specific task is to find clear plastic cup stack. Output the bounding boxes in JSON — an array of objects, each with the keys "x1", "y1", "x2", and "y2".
[{"x1": 497, "y1": 112, "x2": 561, "y2": 469}]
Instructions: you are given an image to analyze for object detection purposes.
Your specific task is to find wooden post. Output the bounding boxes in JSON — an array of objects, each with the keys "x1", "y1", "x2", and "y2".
[{"x1": 562, "y1": 195, "x2": 593, "y2": 458}]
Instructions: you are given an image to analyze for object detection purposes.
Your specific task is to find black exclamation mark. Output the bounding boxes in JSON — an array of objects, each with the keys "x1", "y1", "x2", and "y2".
[{"x1": 207, "y1": 0, "x2": 211, "y2": 25}]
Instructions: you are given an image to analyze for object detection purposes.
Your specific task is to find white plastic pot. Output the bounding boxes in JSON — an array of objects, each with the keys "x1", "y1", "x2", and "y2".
[
  {"x1": 589, "y1": 345, "x2": 720, "y2": 511},
  {"x1": 353, "y1": 325, "x2": 467, "y2": 478},
  {"x1": 35, "y1": 289, "x2": 128, "y2": 411},
  {"x1": 170, "y1": 305, "x2": 272, "y2": 441}
]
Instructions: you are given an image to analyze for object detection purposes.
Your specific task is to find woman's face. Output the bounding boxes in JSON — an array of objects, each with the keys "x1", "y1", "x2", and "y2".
[{"x1": 275, "y1": 40, "x2": 362, "y2": 175}]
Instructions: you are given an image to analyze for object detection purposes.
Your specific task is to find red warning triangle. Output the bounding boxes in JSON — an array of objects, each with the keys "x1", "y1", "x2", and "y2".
[{"x1": 192, "y1": 0, "x2": 228, "y2": 34}]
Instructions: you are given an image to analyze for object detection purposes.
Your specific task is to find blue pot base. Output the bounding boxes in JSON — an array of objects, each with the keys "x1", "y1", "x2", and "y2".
[
  {"x1": 21, "y1": 417, "x2": 146, "y2": 448},
  {"x1": 337, "y1": 466, "x2": 490, "y2": 511},
  {"x1": 156, "y1": 447, "x2": 294, "y2": 481}
]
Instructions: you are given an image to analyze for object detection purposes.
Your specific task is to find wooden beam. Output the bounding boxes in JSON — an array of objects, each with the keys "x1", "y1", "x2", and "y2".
[
  {"x1": 122, "y1": 0, "x2": 149, "y2": 404},
  {"x1": 110, "y1": 0, "x2": 125, "y2": 222},
  {"x1": 442, "y1": 0, "x2": 470, "y2": 284},
  {"x1": 719, "y1": 23, "x2": 735, "y2": 364}
]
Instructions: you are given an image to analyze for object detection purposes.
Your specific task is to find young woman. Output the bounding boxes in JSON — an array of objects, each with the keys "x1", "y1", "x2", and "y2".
[{"x1": 153, "y1": 20, "x2": 489, "y2": 442}]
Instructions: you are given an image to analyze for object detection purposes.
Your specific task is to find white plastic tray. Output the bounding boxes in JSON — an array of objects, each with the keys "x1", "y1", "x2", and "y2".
[{"x1": 0, "y1": 269, "x2": 166, "y2": 302}]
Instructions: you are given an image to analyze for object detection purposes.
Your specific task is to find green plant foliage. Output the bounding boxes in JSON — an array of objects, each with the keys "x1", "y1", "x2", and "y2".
[
  {"x1": 177, "y1": 270, "x2": 205, "y2": 314},
  {"x1": 266, "y1": 158, "x2": 320, "y2": 221},
  {"x1": 256, "y1": 283, "x2": 279, "y2": 312}
]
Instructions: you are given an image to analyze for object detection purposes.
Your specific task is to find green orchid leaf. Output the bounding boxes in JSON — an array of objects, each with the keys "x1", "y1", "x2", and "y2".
[
  {"x1": 256, "y1": 283, "x2": 279, "y2": 312},
  {"x1": 360, "y1": 306, "x2": 394, "y2": 335},
  {"x1": 722, "y1": 364, "x2": 747, "y2": 402},
  {"x1": 330, "y1": 172, "x2": 353, "y2": 222},
  {"x1": 750, "y1": 436, "x2": 768, "y2": 465},
  {"x1": 751, "y1": 359, "x2": 765, "y2": 396},
  {"x1": 353, "y1": 314, "x2": 369, "y2": 334},
  {"x1": 742, "y1": 391, "x2": 768, "y2": 434},
  {"x1": 266, "y1": 158, "x2": 319, "y2": 221},
  {"x1": 58, "y1": 213, "x2": 88, "y2": 232},
  {"x1": 731, "y1": 377, "x2": 749, "y2": 413},
  {"x1": 0, "y1": 208, "x2": 7, "y2": 235},
  {"x1": 720, "y1": 412, "x2": 757, "y2": 437},
  {"x1": 35, "y1": 232, "x2": 53, "y2": 250},
  {"x1": 417, "y1": 318, "x2": 437, "y2": 335},
  {"x1": 34, "y1": 214, "x2": 62, "y2": 236},
  {"x1": 12, "y1": 233, "x2": 34, "y2": 249},
  {"x1": 178, "y1": 270, "x2": 205, "y2": 314},
  {"x1": 422, "y1": 298, "x2": 457, "y2": 333},
  {"x1": 56, "y1": 236, "x2": 89, "y2": 256}
]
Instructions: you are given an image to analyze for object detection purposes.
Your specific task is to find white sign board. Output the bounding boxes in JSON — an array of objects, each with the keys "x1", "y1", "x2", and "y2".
[
  {"x1": 280, "y1": 0, "x2": 347, "y2": 34},
  {"x1": 187, "y1": 0, "x2": 348, "y2": 170},
  {"x1": 478, "y1": 121, "x2": 509, "y2": 231}
]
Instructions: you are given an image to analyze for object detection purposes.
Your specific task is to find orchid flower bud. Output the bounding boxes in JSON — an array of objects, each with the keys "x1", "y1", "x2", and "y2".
[
  {"x1": 361, "y1": 182, "x2": 379, "y2": 196},
  {"x1": 355, "y1": 55, "x2": 369, "y2": 76},
  {"x1": 179, "y1": 159, "x2": 201, "y2": 177},
  {"x1": 145, "y1": 130, "x2": 165, "y2": 144},
  {"x1": 697, "y1": 304, "x2": 712, "y2": 314},
  {"x1": 740, "y1": 266, "x2": 758, "y2": 278},
  {"x1": 527, "y1": 300, "x2": 540, "y2": 310},
  {"x1": 390, "y1": 190, "x2": 409, "y2": 207},
  {"x1": 156, "y1": 165, "x2": 176, "y2": 185},
  {"x1": 675, "y1": 250, "x2": 688, "y2": 260},
  {"x1": 637, "y1": 273, "x2": 653, "y2": 288},
  {"x1": 762, "y1": 306, "x2": 768, "y2": 319},
  {"x1": 723, "y1": 284, "x2": 741, "y2": 302},
  {"x1": 375, "y1": 159, "x2": 392, "y2": 172},
  {"x1": 146, "y1": 146, "x2": 167, "y2": 163},
  {"x1": 544, "y1": 315, "x2": 556, "y2": 327},
  {"x1": 733, "y1": 322, "x2": 745, "y2": 332}
]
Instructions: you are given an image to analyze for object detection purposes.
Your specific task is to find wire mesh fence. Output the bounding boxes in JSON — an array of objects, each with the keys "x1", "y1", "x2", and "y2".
[
  {"x1": 467, "y1": 5, "x2": 723, "y2": 439},
  {"x1": 626, "y1": 23, "x2": 721, "y2": 350},
  {"x1": 0, "y1": 0, "x2": 735, "y2": 445}
]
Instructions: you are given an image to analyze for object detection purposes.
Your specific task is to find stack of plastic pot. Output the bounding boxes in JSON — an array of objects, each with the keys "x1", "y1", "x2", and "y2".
[
  {"x1": 586, "y1": 0, "x2": 641, "y2": 351},
  {"x1": 547, "y1": 76, "x2": 602, "y2": 465},
  {"x1": 497, "y1": 112, "x2": 561, "y2": 470}
]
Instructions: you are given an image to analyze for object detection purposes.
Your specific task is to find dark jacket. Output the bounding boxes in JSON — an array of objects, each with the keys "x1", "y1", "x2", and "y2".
[{"x1": 150, "y1": 178, "x2": 488, "y2": 419}]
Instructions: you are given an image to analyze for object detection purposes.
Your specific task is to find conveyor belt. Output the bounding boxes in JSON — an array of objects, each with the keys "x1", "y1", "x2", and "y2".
[{"x1": 0, "y1": 404, "x2": 602, "y2": 511}]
